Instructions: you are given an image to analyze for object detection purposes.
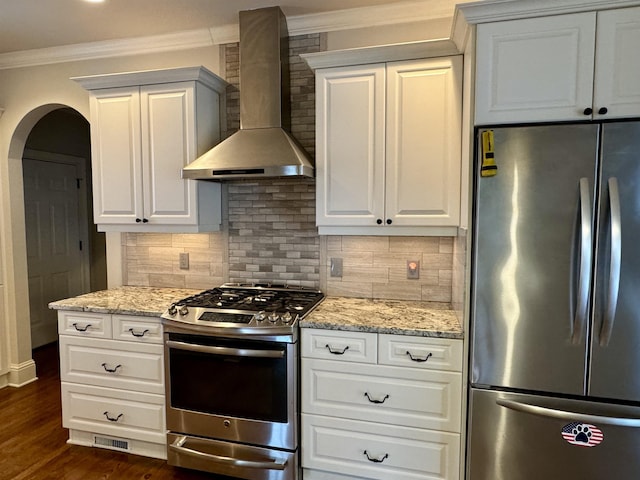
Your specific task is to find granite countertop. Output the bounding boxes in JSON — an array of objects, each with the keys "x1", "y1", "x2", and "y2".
[
  {"x1": 48, "y1": 286, "x2": 202, "y2": 317},
  {"x1": 300, "y1": 297, "x2": 463, "y2": 339},
  {"x1": 49, "y1": 288, "x2": 463, "y2": 338}
]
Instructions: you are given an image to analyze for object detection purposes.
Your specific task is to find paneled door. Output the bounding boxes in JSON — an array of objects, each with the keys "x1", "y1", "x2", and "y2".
[{"x1": 23, "y1": 157, "x2": 87, "y2": 348}]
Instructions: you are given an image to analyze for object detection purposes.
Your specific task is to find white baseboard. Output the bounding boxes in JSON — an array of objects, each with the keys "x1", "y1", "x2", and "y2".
[{"x1": 8, "y1": 359, "x2": 37, "y2": 387}]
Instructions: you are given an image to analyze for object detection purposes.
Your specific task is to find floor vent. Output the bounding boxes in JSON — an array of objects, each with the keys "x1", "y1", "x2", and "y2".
[{"x1": 94, "y1": 435, "x2": 130, "y2": 451}]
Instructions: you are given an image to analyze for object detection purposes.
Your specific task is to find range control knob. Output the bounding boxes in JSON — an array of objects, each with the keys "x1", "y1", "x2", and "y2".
[
  {"x1": 281, "y1": 312, "x2": 293, "y2": 324},
  {"x1": 167, "y1": 305, "x2": 177, "y2": 316},
  {"x1": 178, "y1": 306, "x2": 189, "y2": 316},
  {"x1": 254, "y1": 311, "x2": 267, "y2": 322},
  {"x1": 268, "y1": 312, "x2": 280, "y2": 323}
]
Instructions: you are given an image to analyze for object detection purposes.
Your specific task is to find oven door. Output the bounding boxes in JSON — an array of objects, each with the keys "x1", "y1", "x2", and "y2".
[{"x1": 164, "y1": 331, "x2": 298, "y2": 451}]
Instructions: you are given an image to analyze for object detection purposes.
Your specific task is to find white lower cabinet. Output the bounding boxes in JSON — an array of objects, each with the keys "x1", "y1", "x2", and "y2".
[
  {"x1": 57, "y1": 311, "x2": 166, "y2": 459},
  {"x1": 301, "y1": 328, "x2": 462, "y2": 480}
]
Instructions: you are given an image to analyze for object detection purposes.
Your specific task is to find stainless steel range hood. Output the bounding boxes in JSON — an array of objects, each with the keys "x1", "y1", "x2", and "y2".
[{"x1": 182, "y1": 6, "x2": 314, "y2": 180}]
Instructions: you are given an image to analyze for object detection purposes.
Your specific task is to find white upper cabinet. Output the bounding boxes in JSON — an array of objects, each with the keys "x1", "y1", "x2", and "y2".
[
  {"x1": 315, "y1": 57, "x2": 462, "y2": 236},
  {"x1": 75, "y1": 67, "x2": 226, "y2": 232},
  {"x1": 593, "y1": 7, "x2": 640, "y2": 119},
  {"x1": 475, "y1": 6, "x2": 640, "y2": 125},
  {"x1": 316, "y1": 64, "x2": 386, "y2": 229}
]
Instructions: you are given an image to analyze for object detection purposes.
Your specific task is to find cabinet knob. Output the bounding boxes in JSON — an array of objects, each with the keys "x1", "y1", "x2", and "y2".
[
  {"x1": 376, "y1": 219, "x2": 383, "y2": 225},
  {"x1": 583, "y1": 107, "x2": 593, "y2": 115},
  {"x1": 386, "y1": 219, "x2": 392, "y2": 225},
  {"x1": 136, "y1": 218, "x2": 142, "y2": 223},
  {"x1": 598, "y1": 107, "x2": 608, "y2": 115},
  {"x1": 142, "y1": 218, "x2": 149, "y2": 223}
]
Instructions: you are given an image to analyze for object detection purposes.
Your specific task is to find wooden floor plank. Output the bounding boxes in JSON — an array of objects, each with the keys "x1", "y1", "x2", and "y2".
[{"x1": 0, "y1": 343, "x2": 234, "y2": 480}]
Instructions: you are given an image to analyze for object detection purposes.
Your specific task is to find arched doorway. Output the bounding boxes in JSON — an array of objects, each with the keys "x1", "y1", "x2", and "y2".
[
  {"x1": 3, "y1": 104, "x2": 106, "y2": 383},
  {"x1": 22, "y1": 108, "x2": 107, "y2": 348}
]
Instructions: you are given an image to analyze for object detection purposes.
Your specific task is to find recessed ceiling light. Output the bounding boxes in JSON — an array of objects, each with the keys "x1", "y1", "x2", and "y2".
[{"x1": 84, "y1": 0, "x2": 106, "y2": 3}]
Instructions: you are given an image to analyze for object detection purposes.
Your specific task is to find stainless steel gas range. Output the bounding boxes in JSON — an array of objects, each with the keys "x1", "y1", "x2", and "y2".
[{"x1": 161, "y1": 283, "x2": 324, "y2": 480}]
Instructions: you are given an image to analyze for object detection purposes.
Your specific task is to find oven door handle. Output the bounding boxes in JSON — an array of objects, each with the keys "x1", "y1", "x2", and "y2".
[
  {"x1": 170, "y1": 436, "x2": 287, "y2": 470},
  {"x1": 166, "y1": 340, "x2": 285, "y2": 358}
]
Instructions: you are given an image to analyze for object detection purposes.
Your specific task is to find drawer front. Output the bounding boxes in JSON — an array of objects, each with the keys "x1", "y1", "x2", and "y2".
[
  {"x1": 302, "y1": 413, "x2": 460, "y2": 480},
  {"x1": 58, "y1": 311, "x2": 112, "y2": 339},
  {"x1": 302, "y1": 358, "x2": 462, "y2": 432},
  {"x1": 61, "y1": 382, "x2": 165, "y2": 444},
  {"x1": 112, "y1": 315, "x2": 163, "y2": 344},
  {"x1": 302, "y1": 328, "x2": 377, "y2": 363},
  {"x1": 378, "y1": 335, "x2": 463, "y2": 372},
  {"x1": 59, "y1": 336, "x2": 164, "y2": 394}
]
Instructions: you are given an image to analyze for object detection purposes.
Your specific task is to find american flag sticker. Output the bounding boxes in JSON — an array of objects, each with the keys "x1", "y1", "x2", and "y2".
[{"x1": 561, "y1": 422, "x2": 604, "y2": 447}]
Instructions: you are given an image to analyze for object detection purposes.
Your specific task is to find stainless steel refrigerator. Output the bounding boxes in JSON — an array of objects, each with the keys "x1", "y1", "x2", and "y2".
[{"x1": 468, "y1": 122, "x2": 640, "y2": 479}]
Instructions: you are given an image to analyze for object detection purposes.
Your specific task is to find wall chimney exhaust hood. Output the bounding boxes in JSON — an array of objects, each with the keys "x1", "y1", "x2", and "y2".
[{"x1": 182, "y1": 6, "x2": 314, "y2": 180}]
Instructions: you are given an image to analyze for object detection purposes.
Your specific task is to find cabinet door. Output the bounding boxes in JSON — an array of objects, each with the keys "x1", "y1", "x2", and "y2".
[
  {"x1": 386, "y1": 57, "x2": 461, "y2": 226},
  {"x1": 316, "y1": 64, "x2": 385, "y2": 226},
  {"x1": 593, "y1": 6, "x2": 640, "y2": 119},
  {"x1": 475, "y1": 13, "x2": 596, "y2": 125},
  {"x1": 89, "y1": 87, "x2": 143, "y2": 223},
  {"x1": 140, "y1": 83, "x2": 198, "y2": 225}
]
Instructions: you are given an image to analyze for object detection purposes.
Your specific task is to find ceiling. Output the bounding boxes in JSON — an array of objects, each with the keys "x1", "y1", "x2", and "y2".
[{"x1": 0, "y1": 0, "x2": 457, "y2": 55}]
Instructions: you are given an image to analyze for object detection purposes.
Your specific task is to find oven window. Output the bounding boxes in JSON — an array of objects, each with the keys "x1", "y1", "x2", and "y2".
[{"x1": 168, "y1": 334, "x2": 288, "y2": 423}]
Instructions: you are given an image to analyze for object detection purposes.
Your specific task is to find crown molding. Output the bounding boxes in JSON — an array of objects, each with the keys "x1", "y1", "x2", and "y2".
[
  {"x1": 458, "y1": 0, "x2": 640, "y2": 24},
  {"x1": 72, "y1": 66, "x2": 227, "y2": 92},
  {"x1": 0, "y1": 1, "x2": 457, "y2": 70},
  {"x1": 301, "y1": 39, "x2": 458, "y2": 70},
  {"x1": 0, "y1": 29, "x2": 214, "y2": 70}
]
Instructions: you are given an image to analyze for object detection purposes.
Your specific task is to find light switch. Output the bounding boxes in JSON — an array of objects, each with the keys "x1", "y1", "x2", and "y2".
[{"x1": 179, "y1": 252, "x2": 190, "y2": 270}]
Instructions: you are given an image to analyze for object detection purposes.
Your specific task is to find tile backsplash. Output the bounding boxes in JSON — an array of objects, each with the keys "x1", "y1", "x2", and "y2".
[
  {"x1": 227, "y1": 179, "x2": 319, "y2": 287},
  {"x1": 124, "y1": 232, "x2": 226, "y2": 289},
  {"x1": 321, "y1": 236, "x2": 455, "y2": 302}
]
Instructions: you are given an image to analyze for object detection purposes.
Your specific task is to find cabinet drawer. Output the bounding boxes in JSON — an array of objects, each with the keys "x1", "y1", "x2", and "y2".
[
  {"x1": 302, "y1": 358, "x2": 462, "y2": 432},
  {"x1": 302, "y1": 413, "x2": 460, "y2": 480},
  {"x1": 57, "y1": 311, "x2": 112, "y2": 339},
  {"x1": 61, "y1": 382, "x2": 165, "y2": 445},
  {"x1": 302, "y1": 328, "x2": 377, "y2": 363},
  {"x1": 59, "y1": 336, "x2": 164, "y2": 394},
  {"x1": 378, "y1": 335, "x2": 463, "y2": 372},
  {"x1": 112, "y1": 315, "x2": 163, "y2": 344}
]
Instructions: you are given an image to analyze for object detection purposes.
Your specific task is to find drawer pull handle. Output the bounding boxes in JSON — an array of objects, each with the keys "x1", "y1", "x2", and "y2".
[
  {"x1": 72, "y1": 323, "x2": 92, "y2": 332},
  {"x1": 128, "y1": 328, "x2": 150, "y2": 338},
  {"x1": 325, "y1": 344, "x2": 349, "y2": 355},
  {"x1": 364, "y1": 392, "x2": 389, "y2": 404},
  {"x1": 103, "y1": 411, "x2": 123, "y2": 422},
  {"x1": 406, "y1": 351, "x2": 432, "y2": 363},
  {"x1": 101, "y1": 363, "x2": 122, "y2": 373},
  {"x1": 363, "y1": 451, "x2": 388, "y2": 463}
]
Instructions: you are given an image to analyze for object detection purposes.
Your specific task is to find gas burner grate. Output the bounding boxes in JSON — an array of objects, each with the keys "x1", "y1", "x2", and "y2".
[{"x1": 172, "y1": 285, "x2": 324, "y2": 317}]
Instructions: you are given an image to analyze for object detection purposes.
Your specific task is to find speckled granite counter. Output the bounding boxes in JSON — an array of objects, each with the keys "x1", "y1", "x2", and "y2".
[
  {"x1": 48, "y1": 286, "x2": 202, "y2": 317},
  {"x1": 300, "y1": 297, "x2": 463, "y2": 339}
]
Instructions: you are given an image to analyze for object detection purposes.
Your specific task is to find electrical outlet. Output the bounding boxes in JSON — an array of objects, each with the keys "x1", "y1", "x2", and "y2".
[
  {"x1": 330, "y1": 258, "x2": 343, "y2": 278},
  {"x1": 407, "y1": 260, "x2": 420, "y2": 279},
  {"x1": 179, "y1": 252, "x2": 190, "y2": 270}
]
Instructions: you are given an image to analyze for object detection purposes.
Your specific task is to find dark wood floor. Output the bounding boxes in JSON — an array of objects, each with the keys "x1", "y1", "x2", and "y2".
[{"x1": 0, "y1": 343, "x2": 231, "y2": 480}]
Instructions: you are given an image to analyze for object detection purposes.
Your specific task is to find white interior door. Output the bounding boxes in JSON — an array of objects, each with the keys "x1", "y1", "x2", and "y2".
[{"x1": 23, "y1": 157, "x2": 86, "y2": 348}]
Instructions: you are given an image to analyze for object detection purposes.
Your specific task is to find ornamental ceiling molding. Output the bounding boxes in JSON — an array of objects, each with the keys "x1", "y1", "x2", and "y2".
[{"x1": 0, "y1": 0, "x2": 455, "y2": 70}]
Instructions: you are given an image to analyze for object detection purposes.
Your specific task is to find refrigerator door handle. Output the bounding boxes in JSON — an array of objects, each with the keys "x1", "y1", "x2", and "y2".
[
  {"x1": 572, "y1": 177, "x2": 593, "y2": 344},
  {"x1": 600, "y1": 177, "x2": 622, "y2": 347},
  {"x1": 497, "y1": 398, "x2": 640, "y2": 427}
]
